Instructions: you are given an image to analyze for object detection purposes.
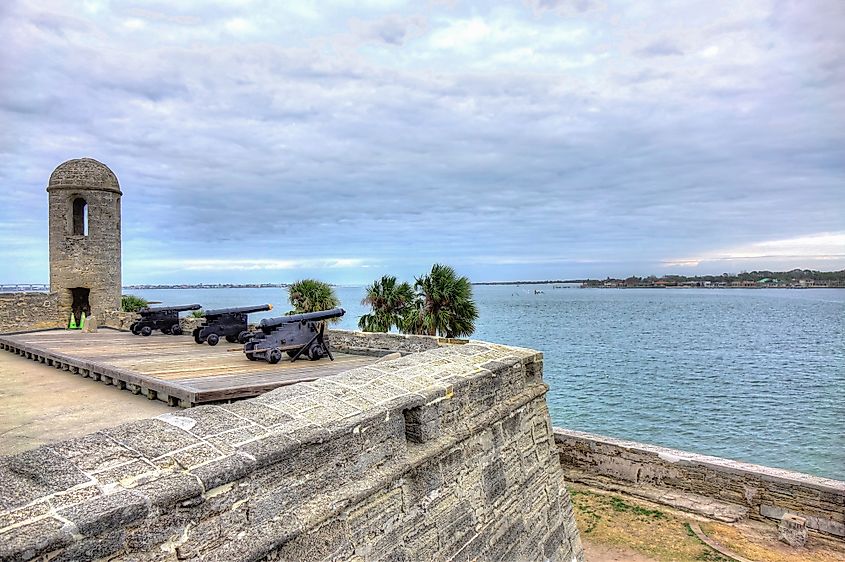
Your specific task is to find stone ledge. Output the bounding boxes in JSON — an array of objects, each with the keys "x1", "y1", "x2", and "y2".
[
  {"x1": 554, "y1": 429, "x2": 845, "y2": 495},
  {"x1": 554, "y1": 428, "x2": 845, "y2": 539}
]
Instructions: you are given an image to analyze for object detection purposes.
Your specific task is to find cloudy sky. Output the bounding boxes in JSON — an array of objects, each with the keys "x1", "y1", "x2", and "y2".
[{"x1": 1, "y1": 0, "x2": 843, "y2": 284}]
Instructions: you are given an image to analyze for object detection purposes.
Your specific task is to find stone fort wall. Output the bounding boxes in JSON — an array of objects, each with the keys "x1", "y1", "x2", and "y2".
[
  {"x1": 0, "y1": 292, "x2": 61, "y2": 334},
  {"x1": 0, "y1": 342, "x2": 584, "y2": 561},
  {"x1": 555, "y1": 428, "x2": 844, "y2": 539}
]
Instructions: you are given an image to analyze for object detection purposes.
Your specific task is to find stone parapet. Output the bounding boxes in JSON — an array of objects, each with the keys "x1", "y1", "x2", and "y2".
[
  {"x1": 0, "y1": 342, "x2": 584, "y2": 561},
  {"x1": 327, "y1": 329, "x2": 443, "y2": 356},
  {"x1": 554, "y1": 428, "x2": 845, "y2": 539},
  {"x1": 0, "y1": 292, "x2": 61, "y2": 334}
]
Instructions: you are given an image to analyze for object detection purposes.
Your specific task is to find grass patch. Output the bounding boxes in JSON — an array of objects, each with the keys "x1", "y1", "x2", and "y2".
[
  {"x1": 568, "y1": 485, "x2": 728, "y2": 562},
  {"x1": 608, "y1": 496, "x2": 665, "y2": 519}
]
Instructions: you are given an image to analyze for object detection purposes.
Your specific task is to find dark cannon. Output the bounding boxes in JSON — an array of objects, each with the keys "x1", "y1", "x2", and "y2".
[
  {"x1": 243, "y1": 307, "x2": 345, "y2": 364},
  {"x1": 130, "y1": 304, "x2": 202, "y2": 337},
  {"x1": 193, "y1": 304, "x2": 273, "y2": 346}
]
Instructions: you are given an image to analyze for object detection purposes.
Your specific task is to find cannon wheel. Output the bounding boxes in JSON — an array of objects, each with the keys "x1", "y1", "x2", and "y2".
[
  {"x1": 161, "y1": 325, "x2": 171, "y2": 335},
  {"x1": 129, "y1": 322, "x2": 138, "y2": 334},
  {"x1": 140, "y1": 326, "x2": 152, "y2": 337},
  {"x1": 225, "y1": 335, "x2": 238, "y2": 343},
  {"x1": 244, "y1": 341, "x2": 258, "y2": 361},
  {"x1": 268, "y1": 348, "x2": 282, "y2": 364},
  {"x1": 207, "y1": 333, "x2": 220, "y2": 346},
  {"x1": 237, "y1": 331, "x2": 250, "y2": 344},
  {"x1": 193, "y1": 328, "x2": 203, "y2": 344},
  {"x1": 171, "y1": 325, "x2": 183, "y2": 336},
  {"x1": 308, "y1": 346, "x2": 321, "y2": 361}
]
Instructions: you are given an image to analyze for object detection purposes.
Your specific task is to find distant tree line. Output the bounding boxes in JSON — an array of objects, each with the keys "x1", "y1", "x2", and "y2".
[{"x1": 581, "y1": 269, "x2": 845, "y2": 287}]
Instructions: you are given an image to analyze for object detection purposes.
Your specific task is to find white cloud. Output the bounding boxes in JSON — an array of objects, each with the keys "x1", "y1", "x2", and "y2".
[{"x1": 664, "y1": 232, "x2": 845, "y2": 267}]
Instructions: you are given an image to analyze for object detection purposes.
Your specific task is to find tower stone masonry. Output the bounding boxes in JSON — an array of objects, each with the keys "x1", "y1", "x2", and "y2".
[{"x1": 47, "y1": 158, "x2": 122, "y2": 324}]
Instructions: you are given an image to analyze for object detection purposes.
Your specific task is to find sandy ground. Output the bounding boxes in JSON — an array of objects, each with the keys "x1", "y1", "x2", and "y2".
[
  {"x1": 583, "y1": 540, "x2": 657, "y2": 561},
  {"x1": 0, "y1": 350, "x2": 171, "y2": 455}
]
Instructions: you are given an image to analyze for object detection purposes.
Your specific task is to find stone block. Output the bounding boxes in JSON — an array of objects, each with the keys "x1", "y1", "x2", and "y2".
[
  {"x1": 190, "y1": 453, "x2": 255, "y2": 491},
  {"x1": 482, "y1": 459, "x2": 507, "y2": 505},
  {"x1": 50, "y1": 484, "x2": 103, "y2": 511},
  {"x1": 223, "y1": 401, "x2": 292, "y2": 428},
  {"x1": 778, "y1": 513, "x2": 808, "y2": 547},
  {"x1": 168, "y1": 406, "x2": 254, "y2": 438},
  {"x1": 93, "y1": 458, "x2": 159, "y2": 487},
  {"x1": 60, "y1": 490, "x2": 149, "y2": 536},
  {"x1": 51, "y1": 432, "x2": 140, "y2": 473},
  {"x1": 160, "y1": 444, "x2": 225, "y2": 471},
  {"x1": 0, "y1": 500, "x2": 51, "y2": 531},
  {"x1": 0, "y1": 517, "x2": 74, "y2": 561},
  {"x1": 104, "y1": 419, "x2": 201, "y2": 459},
  {"x1": 0, "y1": 447, "x2": 91, "y2": 511},
  {"x1": 133, "y1": 472, "x2": 204, "y2": 509}
]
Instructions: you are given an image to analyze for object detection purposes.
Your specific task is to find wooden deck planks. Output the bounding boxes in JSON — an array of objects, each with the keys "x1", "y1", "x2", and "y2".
[{"x1": 0, "y1": 329, "x2": 376, "y2": 406}]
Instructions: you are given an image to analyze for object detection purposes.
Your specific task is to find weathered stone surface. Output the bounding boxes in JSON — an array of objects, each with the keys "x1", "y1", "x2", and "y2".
[
  {"x1": 778, "y1": 513, "x2": 808, "y2": 547},
  {"x1": 0, "y1": 341, "x2": 583, "y2": 561},
  {"x1": 61, "y1": 490, "x2": 149, "y2": 536},
  {"x1": 104, "y1": 419, "x2": 200, "y2": 459},
  {"x1": 131, "y1": 472, "x2": 204, "y2": 508},
  {"x1": 0, "y1": 447, "x2": 91, "y2": 510},
  {"x1": 0, "y1": 292, "x2": 60, "y2": 334},
  {"x1": 0, "y1": 500, "x2": 51, "y2": 531},
  {"x1": 0, "y1": 517, "x2": 74, "y2": 561},
  {"x1": 165, "y1": 406, "x2": 253, "y2": 438},
  {"x1": 190, "y1": 453, "x2": 255, "y2": 491},
  {"x1": 51, "y1": 530, "x2": 125, "y2": 562},
  {"x1": 328, "y1": 329, "x2": 442, "y2": 355},
  {"x1": 51, "y1": 432, "x2": 140, "y2": 473}
]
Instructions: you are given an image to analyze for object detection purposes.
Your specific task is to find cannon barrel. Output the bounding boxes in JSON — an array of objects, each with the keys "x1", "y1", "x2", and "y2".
[
  {"x1": 205, "y1": 304, "x2": 273, "y2": 317},
  {"x1": 259, "y1": 307, "x2": 345, "y2": 329},
  {"x1": 139, "y1": 303, "x2": 202, "y2": 314}
]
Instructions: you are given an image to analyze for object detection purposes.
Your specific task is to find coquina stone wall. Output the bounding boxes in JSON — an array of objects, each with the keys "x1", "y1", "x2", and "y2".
[
  {"x1": 0, "y1": 342, "x2": 584, "y2": 561},
  {"x1": 0, "y1": 292, "x2": 61, "y2": 334},
  {"x1": 99, "y1": 310, "x2": 138, "y2": 331},
  {"x1": 328, "y1": 329, "x2": 442, "y2": 356},
  {"x1": 555, "y1": 428, "x2": 844, "y2": 539}
]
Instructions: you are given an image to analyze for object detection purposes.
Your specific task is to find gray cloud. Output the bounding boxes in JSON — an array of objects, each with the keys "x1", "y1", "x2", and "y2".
[
  {"x1": 350, "y1": 14, "x2": 428, "y2": 45},
  {"x1": 635, "y1": 39, "x2": 683, "y2": 57},
  {"x1": 0, "y1": 0, "x2": 843, "y2": 284}
]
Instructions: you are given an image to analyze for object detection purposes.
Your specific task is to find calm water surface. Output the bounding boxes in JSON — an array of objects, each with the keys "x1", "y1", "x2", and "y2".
[{"x1": 133, "y1": 286, "x2": 845, "y2": 480}]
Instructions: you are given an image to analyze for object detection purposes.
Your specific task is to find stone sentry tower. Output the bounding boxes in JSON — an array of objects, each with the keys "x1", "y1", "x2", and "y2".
[{"x1": 47, "y1": 158, "x2": 122, "y2": 324}]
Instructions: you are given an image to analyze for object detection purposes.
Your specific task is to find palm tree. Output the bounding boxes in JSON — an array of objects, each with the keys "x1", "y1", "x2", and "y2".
[
  {"x1": 401, "y1": 264, "x2": 478, "y2": 338},
  {"x1": 287, "y1": 279, "x2": 342, "y2": 323},
  {"x1": 358, "y1": 275, "x2": 415, "y2": 332}
]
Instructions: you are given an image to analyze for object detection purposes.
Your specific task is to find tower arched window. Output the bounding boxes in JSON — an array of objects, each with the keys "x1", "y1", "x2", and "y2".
[{"x1": 72, "y1": 197, "x2": 88, "y2": 236}]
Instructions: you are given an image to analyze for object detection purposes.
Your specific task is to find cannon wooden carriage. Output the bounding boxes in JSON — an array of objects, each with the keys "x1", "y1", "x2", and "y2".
[
  {"x1": 130, "y1": 304, "x2": 202, "y2": 337},
  {"x1": 193, "y1": 304, "x2": 273, "y2": 346},
  {"x1": 243, "y1": 307, "x2": 345, "y2": 363}
]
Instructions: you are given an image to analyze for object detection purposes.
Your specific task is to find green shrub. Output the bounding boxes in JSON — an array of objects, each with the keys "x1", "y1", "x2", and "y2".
[
  {"x1": 121, "y1": 294, "x2": 149, "y2": 312},
  {"x1": 190, "y1": 309, "x2": 205, "y2": 318}
]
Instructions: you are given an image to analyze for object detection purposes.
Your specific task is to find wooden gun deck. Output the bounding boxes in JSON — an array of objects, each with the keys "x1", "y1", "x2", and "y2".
[{"x1": 0, "y1": 329, "x2": 377, "y2": 407}]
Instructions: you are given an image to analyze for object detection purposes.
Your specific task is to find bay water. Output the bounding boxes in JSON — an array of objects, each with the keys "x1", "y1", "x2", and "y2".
[{"x1": 131, "y1": 285, "x2": 845, "y2": 480}]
